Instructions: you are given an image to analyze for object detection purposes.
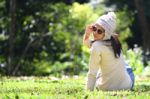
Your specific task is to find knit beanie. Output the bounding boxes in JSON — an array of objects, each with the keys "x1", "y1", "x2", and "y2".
[{"x1": 95, "y1": 12, "x2": 116, "y2": 40}]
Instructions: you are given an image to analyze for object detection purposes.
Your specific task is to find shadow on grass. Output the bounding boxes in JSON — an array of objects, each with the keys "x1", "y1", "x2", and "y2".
[{"x1": 134, "y1": 84, "x2": 150, "y2": 92}]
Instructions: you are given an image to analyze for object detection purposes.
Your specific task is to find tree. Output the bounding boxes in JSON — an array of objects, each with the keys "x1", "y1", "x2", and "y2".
[
  {"x1": 8, "y1": 0, "x2": 16, "y2": 75},
  {"x1": 134, "y1": 0, "x2": 150, "y2": 52}
]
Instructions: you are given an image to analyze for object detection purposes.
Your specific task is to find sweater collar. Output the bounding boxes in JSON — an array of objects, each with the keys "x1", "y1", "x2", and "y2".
[{"x1": 94, "y1": 40, "x2": 112, "y2": 46}]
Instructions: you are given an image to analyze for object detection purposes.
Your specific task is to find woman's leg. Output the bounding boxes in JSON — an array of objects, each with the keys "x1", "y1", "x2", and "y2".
[
  {"x1": 124, "y1": 60, "x2": 135, "y2": 88},
  {"x1": 126, "y1": 64, "x2": 135, "y2": 89}
]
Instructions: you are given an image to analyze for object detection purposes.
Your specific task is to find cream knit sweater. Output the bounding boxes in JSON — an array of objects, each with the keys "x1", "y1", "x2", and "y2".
[{"x1": 86, "y1": 40, "x2": 132, "y2": 91}]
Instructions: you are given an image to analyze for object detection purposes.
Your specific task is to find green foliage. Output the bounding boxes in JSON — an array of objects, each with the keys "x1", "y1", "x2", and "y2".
[
  {"x1": 124, "y1": 46, "x2": 144, "y2": 74},
  {"x1": 32, "y1": 59, "x2": 51, "y2": 76},
  {"x1": 70, "y1": 3, "x2": 99, "y2": 28},
  {"x1": 116, "y1": 8, "x2": 134, "y2": 51}
]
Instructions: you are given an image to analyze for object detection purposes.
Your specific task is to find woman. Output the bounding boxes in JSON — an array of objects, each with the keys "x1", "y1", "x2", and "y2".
[{"x1": 83, "y1": 12, "x2": 134, "y2": 91}]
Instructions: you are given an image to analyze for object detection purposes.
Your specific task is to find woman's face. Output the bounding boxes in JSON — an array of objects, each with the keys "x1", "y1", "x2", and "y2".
[{"x1": 92, "y1": 24, "x2": 105, "y2": 40}]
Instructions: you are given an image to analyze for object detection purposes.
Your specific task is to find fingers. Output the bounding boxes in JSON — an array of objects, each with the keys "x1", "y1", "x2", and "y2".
[
  {"x1": 84, "y1": 24, "x2": 95, "y2": 36},
  {"x1": 86, "y1": 24, "x2": 94, "y2": 31},
  {"x1": 87, "y1": 24, "x2": 94, "y2": 29}
]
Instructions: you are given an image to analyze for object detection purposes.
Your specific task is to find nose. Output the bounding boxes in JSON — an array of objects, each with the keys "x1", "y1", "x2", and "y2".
[{"x1": 93, "y1": 31, "x2": 97, "y2": 34}]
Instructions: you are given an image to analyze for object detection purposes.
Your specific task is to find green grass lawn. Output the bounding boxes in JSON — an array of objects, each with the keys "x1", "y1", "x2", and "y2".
[{"x1": 0, "y1": 76, "x2": 150, "y2": 99}]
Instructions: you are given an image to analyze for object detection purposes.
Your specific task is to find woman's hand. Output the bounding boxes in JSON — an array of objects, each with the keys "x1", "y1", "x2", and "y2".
[
  {"x1": 83, "y1": 24, "x2": 93, "y2": 48},
  {"x1": 84, "y1": 25, "x2": 93, "y2": 38}
]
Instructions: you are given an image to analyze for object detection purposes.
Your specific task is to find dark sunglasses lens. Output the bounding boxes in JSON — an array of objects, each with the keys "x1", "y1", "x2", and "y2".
[
  {"x1": 92, "y1": 26, "x2": 97, "y2": 31},
  {"x1": 97, "y1": 29, "x2": 103, "y2": 34}
]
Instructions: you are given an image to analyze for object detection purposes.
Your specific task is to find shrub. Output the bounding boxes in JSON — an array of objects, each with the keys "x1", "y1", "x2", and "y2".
[{"x1": 124, "y1": 45, "x2": 144, "y2": 74}]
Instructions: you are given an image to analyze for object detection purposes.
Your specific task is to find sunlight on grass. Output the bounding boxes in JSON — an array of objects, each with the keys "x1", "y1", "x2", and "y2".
[{"x1": 0, "y1": 76, "x2": 150, "y2": 99}]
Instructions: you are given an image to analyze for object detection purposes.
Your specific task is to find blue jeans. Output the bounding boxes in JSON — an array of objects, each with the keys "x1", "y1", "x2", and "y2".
[
  {"x1": 124, "y1": 62, "x2": 135, "y2": 89},
  {"x1": 126, "y1": 68, "x2": 135, "y2": 89}
]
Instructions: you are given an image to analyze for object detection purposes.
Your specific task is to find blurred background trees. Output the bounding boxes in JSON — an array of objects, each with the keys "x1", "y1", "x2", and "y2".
[{"x1": 0, "y1": 0, "x2": 150, "y2": 76}]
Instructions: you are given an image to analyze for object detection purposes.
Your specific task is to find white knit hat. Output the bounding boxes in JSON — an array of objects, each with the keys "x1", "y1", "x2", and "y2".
[{"x1": 95, "y1": 12, "x2": 116, "y2": 40}]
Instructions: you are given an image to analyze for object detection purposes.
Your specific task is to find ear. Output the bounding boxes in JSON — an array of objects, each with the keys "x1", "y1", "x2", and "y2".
[{"x1": 112, "y1": 33, "x2": 119, "y2": 41}]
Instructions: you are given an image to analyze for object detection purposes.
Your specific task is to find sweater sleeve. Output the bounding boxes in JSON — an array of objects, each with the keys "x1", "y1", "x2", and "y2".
[{"x1": 86, "y1": 45, "x2": 101, "y2": 91}]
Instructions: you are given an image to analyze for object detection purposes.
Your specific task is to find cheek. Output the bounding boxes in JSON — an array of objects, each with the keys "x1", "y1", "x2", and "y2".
[
  {"x1": 93, "y1": 33, "x2": 99, "y2": 37},
  {"x1": 98, "y1": 33, "x2": 105, "y2": 39},
  {"x1": 101, "y1": 33, "x2": 105, "y2": 38},
  {"x1": 93, "y1": 33, "x2": 105, "y2": 39}
]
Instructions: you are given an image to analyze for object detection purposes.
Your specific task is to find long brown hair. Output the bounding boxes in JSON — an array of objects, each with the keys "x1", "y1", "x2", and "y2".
[{"x1": 110, "y1": 34, "x2": 122, "y2": 58}]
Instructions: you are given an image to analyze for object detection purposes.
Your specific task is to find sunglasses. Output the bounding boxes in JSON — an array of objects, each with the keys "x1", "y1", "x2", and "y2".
[{"x1": 92, "y1": 26, "x2": 105, "y2": 34}]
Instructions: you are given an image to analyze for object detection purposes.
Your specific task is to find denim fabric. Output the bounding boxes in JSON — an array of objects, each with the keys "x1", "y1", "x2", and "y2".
[{"x1": 127, "y1": 68, "x2": 135, "y2": 89}]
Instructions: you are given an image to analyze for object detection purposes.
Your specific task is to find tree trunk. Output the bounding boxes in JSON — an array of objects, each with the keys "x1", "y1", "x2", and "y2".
[
  {"x1": 8, "y1": 0, "x2": 16, "y2": 75},
  {"x1": 134, "y1": 0, "x2": 150, "y2": 52}
]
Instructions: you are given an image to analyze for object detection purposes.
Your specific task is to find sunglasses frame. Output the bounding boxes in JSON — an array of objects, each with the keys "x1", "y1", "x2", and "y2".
[{"x1": 92, "y1": 26, "x2": 105, "y2": 34}]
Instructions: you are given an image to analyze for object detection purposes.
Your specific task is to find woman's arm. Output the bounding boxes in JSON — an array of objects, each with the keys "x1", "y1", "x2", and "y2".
[
  {"x1": 83, "y1": 25, "x2": 93, "y2": 48},
  {"x1": 86, "y1": 45, "x2": 101, "y2": 91}
]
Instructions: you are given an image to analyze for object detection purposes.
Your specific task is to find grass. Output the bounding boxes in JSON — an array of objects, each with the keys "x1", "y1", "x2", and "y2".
[{"x1": 0, "y1": 75, "x2": 150, "y2": 99}]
